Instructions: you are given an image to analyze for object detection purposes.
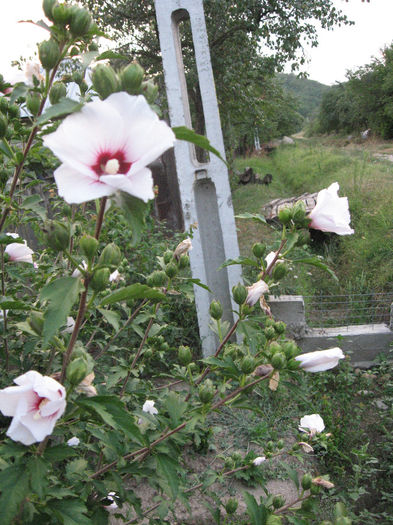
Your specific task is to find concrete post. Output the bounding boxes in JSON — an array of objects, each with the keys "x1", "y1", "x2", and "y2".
[{"x1": 154, "y1": 0, "x2": 242, "y2": 356}]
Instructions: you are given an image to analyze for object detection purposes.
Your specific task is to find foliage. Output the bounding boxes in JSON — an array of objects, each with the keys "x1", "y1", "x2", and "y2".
[{"x1": 278, "y1": 73, "x2": 330, "y2": 120}]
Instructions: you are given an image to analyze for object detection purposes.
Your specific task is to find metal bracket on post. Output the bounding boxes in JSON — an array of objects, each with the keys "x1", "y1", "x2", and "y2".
[{"x1": 154, "y1": 0, "x2": 242, "y2": 356}]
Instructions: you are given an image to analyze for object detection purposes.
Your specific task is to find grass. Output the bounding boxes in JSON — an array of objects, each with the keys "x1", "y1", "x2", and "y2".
[{"x1": 232, "y1": 139, "x2": 393, "y2": 295}]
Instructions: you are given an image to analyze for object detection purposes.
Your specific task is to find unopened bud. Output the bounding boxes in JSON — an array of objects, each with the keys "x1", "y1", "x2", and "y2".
[
  {"x1": 278, "y1": 207, "x2": 292, "y2": 225},
  {"x1": 240, "y1": 355, "x2": 256, "y2": 375},
  {"x1": 292, "y1": 201, "x2": 306, "y2": 224},
  {"x1": 49, "y1": 82, "x2": 67, "y2": 105},
  {"x1": 47, "y1": 220, "x2": 70, "y2": 251},
  {"x1": 178, "y1": 345, "x2": 192, "y2": 365},
  {"x1": 0, "y1": 114, "x2": 7, "y2": 139},
  {"x1": 264, "y1": 326, "x2": 276, "y2": 340},
  {"x1": 165, "y1": 262, "x2": 178, "y2": 279},
  {"x1": 301, "y1": 473, "x2": 313, "y2": 490},
  {"x1": 66, "y1": 357, "x2": 88, "y2": 386},
  {"x1": 272, "y1": 495, "x2": 285, "y2": 509},
  {"x1": 209, "y1": 300, "x2": 223, "y2": 320},
  {"x1": 26, "y1": 92, "x2": 41, "y2": 116},
  {"x1": 28, "y1": 312, "x2": 44, "y2": 336},
  {"x1": 52, "y1": 3, "x2": 69, "y2": 25},
  {"x1": 141, "y1": 80, "x2": 158, "y2": 103},
  {"x1": 163, "y1": 250, "x2": 173, "y2": 264},
  {"x1": 178, "y1": 254, "x2": 189, "y2": 269},
  {"x1": 120, "y1": 62, "x2": 144, "y2": 95},
  {"x1": 92, "y1": 64, "x2": 119, "y2": 100},
  {"x1": 90, "y1": 268, "x2": 110, "y2": 292},
  {"x1": 282, "y1": 340, "x2": 298, "y2": 358},
  {"x1": 150, "y1": 270, "x2": 167, "y2": 287},
  {"x1": 225, "y1": 498, "x2": 238, "y2": 515},
  {"x1": 252, "y1": 242, "x2": 266, "y2": 259},
  {"x1": 70, "y1": 8, "x2": 92, "y2": 37},
  {"x1": 80, "y1": 235, "x2": 98, "y2": 262},
  {"x1": 39, "y1": 39, "x2": 60, "y2": 71},
  {"x1": 198, "y1": 379, "x2": 215, "y2": 404},
  {"x1": 43, "y1": 0, "x2": 57, "y2": 20},
  {"x1": 274, "y1": 321, "x2": 286, "y2": 334},
  {"x1": 272, "y1": 263, "x2": 288, "y2": 281},
  {"x1": 99, "y1": 243, "x2": 121, "y2": 268},
  {"x1": 232, "y1": 283, "x2": 247, "y2": 305},
  {"x1": 271, "y1": 352, "x2": 286, "y2": 370}
]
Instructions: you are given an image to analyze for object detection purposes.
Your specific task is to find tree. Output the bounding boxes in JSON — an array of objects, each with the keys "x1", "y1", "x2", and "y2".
[{"x1": 82, "y1": 0, "x2": 350, "y2": 149}]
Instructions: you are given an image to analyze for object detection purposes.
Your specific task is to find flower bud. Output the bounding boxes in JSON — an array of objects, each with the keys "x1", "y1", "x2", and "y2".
[
  {"x1": 99, "y1": 243, "x2": 121, "y2": 268},
  {"x1": 310, "y1": 483, "x2": 320, "y2": 495},
  {"x1": 272, "y1": 495, "x2": 285, "y2": 509},
  {"x1": 28, "y1": 312, "x2": 44, "y2": 336},
  {"x1": 264, "y1": 326, "x2": 276, "y2": 340},
  {"x1": 278, "y1": 207, "x2": 292, "y2": 225},
  {"x1": 268, "y1": 341, "x2": 282, "y2": 354},
  {"x1": 224, "y1": 457, "x2": 234, "y2": 470},
  {"x1": 39, "y1": 39, "x2": 60, "y2": 71},
  {"x1": 272, "y1": 263, "x2": 288, "y2": 281},
  {"x1": 198, "y1": 379, "x2": 215, "y2": 404},
  {"x1": 178, "y1": 345, "x2": 192, "y2": 366},
  {"x1": 46, "y1": 220, "x2": 70, "y2": 251},
  {"x1": 120, "y1": 62, "x2": 144, "y2": 95},
  {"x1": 150, "y1": 270, "x2": 167, "y2": 287},
  {"x1": 163, "y1": 250, "x2": 173, "y2": 264},
  {"x1": 92, "y1": 64, "x2": 119, "y2": 100},
  {"x1": 80, "y1": 235, "x2": 98, "y2": 262},
  {"x1": 26, "y1": 93, "x2": 41, "y2": 116},
  {"x1": 8, "y1": 104, "x2": 20, "y2": 119},
  {"x1": 52, "y1": 3, "x2": 69, "y2": 25},
  {"x1": 240, "y1": 355, "x2": 256, "y2": 375},
  {"x1": 49, "y1": 82, "x2": 67, "y2": 105},
  {"x1": 70, "y1": 8, "x2": 92, "y2": 37},
  {"x1": 141, "y1": 80, "x2": 158, "y2": 103},
  {"x1": 271, "y1": 352, "x2": 286, "y2": 370},
  {"x1": 225, "y1": 498, "x2": 238, "y2": 515},
  {"x1": 165, "y1": 262, "x2": 178, "y2": 279},
  {"x1": 252, "y1": 242, "x2": 266, "y2": 258},
  {"x1": 0, "y1": 114, "x2": 7, "y2": 139},
  {"x1": 232, "y1": 283, "x2": 247, "y2": 305},
  {"x1": 292, "y1": 201, "x2": 306, "y2": 224},
  {"x1": 282, "y1": 340, "x2": 299, "y2": 359},
  {"x1": 72, "y1": 71, "x2": 84, "y2": 85},
  {"x1": 90, "y1": 268, "x2": 110, "y2": 292},
  {"x1": 301, "y1": 473, "x2": 313, "y2": 490},
  {"x1": 178, "y1": 254, "x2": 189, "y2": 269},
  {"x1": 274, "y1": 321, "x2": 286, "y2": 334},
  {"x1": 43, "y1": 0, "x2": 57, "y2": 20},
  {"x1": 209, "y1": 300, "x2": 223, "y2": 320},
  {"x1": 66, "y1": 357, "x2": 88, "y2": 386},
  {"x1": 277, "y1": 439, "x2": 284, "y2": 449},
  {"x1": 266, "y1": 514, "x2": 283, "y2": 524}
]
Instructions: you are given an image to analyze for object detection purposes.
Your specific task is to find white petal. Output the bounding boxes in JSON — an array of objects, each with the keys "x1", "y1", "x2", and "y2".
[
  {"x1": 100, "y1": 168, "x2": 154, "y2": 202},
  {"x1": 14, "y1": 370, "x2": 43, "y2": 387},
  {"x1": 18, "y1": 411, "x2": 58, "y2": 442},
  {"x1": 295, "y1": 348, "x2": 345, "y2": 373},
  {"x1": 309, "y1": 182, "x2": 354, "y2": 235},
  {"x1": 0, "y1": 384, "x2": 33, "y2": 417},
  {"x1": 5, "y1": 242, "x2": 34, "y2": 263},
  {"x1": 67, "y1": 436, "x2": 80, "y2": 447},
  {"x1": 54, "y1": 164, "x2": 115, "y2": 204},
  {"x1": 6, "y1": 417, "x2": 37, "y2": 445},
  {"x1": 299, "y1": 414, "x2": 325, "y2": 433}
]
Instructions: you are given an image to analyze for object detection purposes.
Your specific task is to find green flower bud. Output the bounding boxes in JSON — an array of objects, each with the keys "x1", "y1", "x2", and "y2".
[
  {"x1": 301, "y1": 473, "x2": 313, "y2": 490},
  {"x1": 265, "y1": 441, "x2": 274, "y2": 452},
  {"x1": 92, "y1": 64, "x2": 119, "y2": 100},
  {"x1": 66, "y1": 357, "x2": 88, "y2": 386},
  {"x1": 99, "y1": 243, "x2": 121, "y2": 268},
  {"x1": 232, "y1": 283, "x2": 247, "y2": 305},
  {"x1": 28, "y1": 312, "x2": 44, "y2": 336},
  {"x1": 160, "y1": 342, "x2": 169, "y2": 352},
  {"x1": 199, "y1": 379, "x2": 215, "y2": 404},
  {"x1": 225, "y1": 498, "x2": 238, "y2": 515},
  {"x1": 0, "y1": 97, "x2": 8, "y2": 112},
  {"x1": 178, "y1": 345, "x2": 192, "y2": 365},
  {"x1": 70, "y1": 8, "x2": 92, "y2": 37},
  {"x1": 178, "y1": 254, "x2": 189, "y2": 269},
  {"x1": 43, "y1": 0, "x2": 57, "y2": 21},
  {"x1": 39, "y1": 39, "x2": 60, "y2": 71},
  {"x1": 287, "y1": 358, "x2": 300, "y2": 371},
  {"x1": 271, "y1": 352, "x2": 286, "y2": 370},
  {"x1": 120, "y1": 62, "x2": 144, "y2": 95},
  {"x1": 151, "y1": 270, "x2": 167, "y2": 287},
  {"x1": 72, "y1": 71, "x2": 84, "y2": 85},
  {"x1": 0, "y1": 114, "x2": 7, "y2": 139},
  {"x1": 163, "y1": 250, "x2": 173, "y2": 264},
  {"x1": 264, "y1": 326, "x2": 276, "y2": 340},
  {"x1": 278, "y1": 207, "x2": 292, "y2": 225},
  {"x1": 266, "y1": 515, "x2": 283, "y2": 525},
  {"x1": 90, "y1": 267, "x2": 110, "y2": 292},
  {"x1": 272, "y1": 263, "x2": 288, "y2": 281},
  {"x1": 240, "y1": 355, "x2": 256, "y2": 375},
  {"x1": 274, "y1": 321, "x2": 286, "y2": 334},
  {"x1": 46, "y1": 220, "x2": 70, "y2": 251},
  {"x1": 268, "y1": 341, "x2": 282, "y2": 354},
  {"x1": 52, "y1": 3, "x2": 69, "y2": 25},
  {"x1": 292, "y1": 201, "x2": 306, "y2": 224},
  {"x1": 144, "y1": 348, "x2": 153, "y2": 358},
  {"x1": 80, "y1": 235, "x2": 98, "y2": 262},
  {"x1": 252, "y1": 242, "x2": 266, "y2": 258},
  {"x1": 277, "y1": 439, "x2": 284, "y2": 449},
  {"x1": 71, "y1": 346, "x2": 89, "y2": 362},
  {"x1": 26, "y1": 92, "x2": 41, "y2": 116},
  {"x1": 165, "y1": 262, "x2": 178, "y2": 279},
  {"x1": 282, "y1": 340, "x2": 299, "y2": 359},
  {"x1": 272, "y1": 495, "x2": 285, "y2": 509},
  {"x1": 8, "y1": 104, "x2": 20, "y2": 119},
  {"x1": 141, "y1": 80, "x2": 158, "y2": 103},
  {"x1": 209, "y1": 300, "x2": 223, "y2": 320},
  {"x1": 49, "y1": 82, "x2": 67, "y2": 105},
  {"x1": 310, "y1": 483, "x2": 320, "y2": 495}
]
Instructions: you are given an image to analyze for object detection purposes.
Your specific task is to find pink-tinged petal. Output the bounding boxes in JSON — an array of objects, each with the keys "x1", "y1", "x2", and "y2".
[
  {"x1": 0, "y1": 384, "x2": 33, "y2": 417},
  {"x1": 18, "y1": 412, "x2": 58, "y2": 442},
  {"x1": 39, "y1": 398, "x2": 66, "y2": 418},
  {"x1": 14, "y1": 370, "x2": 44, "y2": 387},
  {"x1": 100, "y1": 168, "x2": 154, "y2": 202},
  {"x1": 5, "y1": 242, "x2": 34, "y2": 263},
  {"x1": 295, "y1": 348, "x2": 345, "y2": 373},
  {"x1": 6, "y1": 417, "x2": 36, "y2": 445},
  {"x1": 54, "y1": 164, "x2": 115, "y2": 204},
  {"x1": 309, "y1": 183, "x2": 354, "y2": 235},
  {"x1": 246, "y1": 280, "x2": 269, "y2": 306}
]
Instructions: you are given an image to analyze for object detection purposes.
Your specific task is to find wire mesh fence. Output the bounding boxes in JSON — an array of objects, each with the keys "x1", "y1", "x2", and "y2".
[{"x1": 303, "y1": 293, "x2": 393, "y2": 328}]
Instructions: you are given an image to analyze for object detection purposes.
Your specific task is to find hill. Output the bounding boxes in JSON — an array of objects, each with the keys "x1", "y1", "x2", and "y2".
[{"x1": 278, "y1": 73, "x2": 330, "y2": 119}]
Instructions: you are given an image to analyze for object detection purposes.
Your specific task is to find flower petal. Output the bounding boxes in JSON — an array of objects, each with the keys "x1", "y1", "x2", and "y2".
[
  {"x1": 295, "y1": 347, "x2": 345, "y2": 373},
  {"x1": 309, "y1": 182, "x2": 354, "y2": 235},
  {"x1": 100, "y1": 168, "x2": 154, "y2": 202},
  {"x1": 0, "y1": 384, "x2": 33, "y2": 417},
  {"x1": 6, "y1": 417, "x2": 37, "y2": 445},
  {"x1": 54, "y1": 164, "x2": 115, "y2": 204},
  {"x1": 5, "y1": 242, "x2": 34, "y2": 263}
]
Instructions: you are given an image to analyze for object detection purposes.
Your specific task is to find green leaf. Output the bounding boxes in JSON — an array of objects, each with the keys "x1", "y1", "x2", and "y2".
[
  {"x1": 43, "y1": 444, "x2": 78, "y2": 462},
  {"x1": 66, "y1": 459, "x2": 89, "y2": 480},
  {"x1": 0, "y1": 465, "x2": 30, "y2": 525},
  {"x1": 96, "y1": 50, "x2": 129, "y2": 61},
  {"x1": 173, "y1": 126, "x2": 226, "y2": 164},
  {"x1": 97, "y1": 307, "x2": 120, "y2": 331},
  {"x1": 100, "y1": 283, "x2": 165, "y2": 306},
  {"x1": 292, "y1": 256, "x2": 338, "y2": 281},
  {"x1": 243, "y1": 491, "x2": 267, "y2": 525},
  {"x1": 40, "y1": 276, "x2": 83, "y2": 345},
  {"x1": 0, "y1": 234, "x2": 24, "y2": 246},
  {"x1": 114, "y1": 192, "x2": 149, "y2": 246},
  {"x1": 282, "y1": 232, "x2": 299, "y2": 254},
  {"x1": 0, "y1": 296, "x2": 26, "y2": 310},
  {"x1": 0, "y1": 139, "x2": 14, "y2": 159},
  {"x1": 280, "y1": 461, "x2": 299, "y2": 489},
  {"x1": 218, "y1": 256, "x2": 259, "y2": 269},
  {"x1": 48, "y1": 499, "x2": 91, "y2": 525},
  {"x1": 164, "y1": 391, "x2": 187, "y2": 428},
  {"x1": 235, "y1": 212, "x2": 267, "y2": 224},
  {"x1": 37, "y1": 98, "x2": 83, "y2": 125},
  {"x1": 156, "y1": 454, "x2": 179, "y2": 499},
  {"x1": 20, "y1": 194, "x2": 46, "y2": 221},
  {"x1": 10, "y1": 83, "x2": 28, "y2": 103},
  {"x1": 27, "y1": 456, "x2": 48, "y2": 499},
  {"x1": 180, "y1": 278, "x2": 211, "y2": 292}
]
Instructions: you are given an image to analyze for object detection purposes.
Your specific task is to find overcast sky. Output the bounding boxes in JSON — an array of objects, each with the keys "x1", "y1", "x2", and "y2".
[{"x1": 1, "y1": 0, "x2": 393, "y2": 86}]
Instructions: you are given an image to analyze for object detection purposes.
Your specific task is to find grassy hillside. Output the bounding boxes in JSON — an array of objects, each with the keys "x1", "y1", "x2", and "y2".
[
  {"x1": 232, "y1": 138, "x2": 393, "y2": 296},
  {"x1": 278, "y1": 73, "x2": 330, "y2": 119}
]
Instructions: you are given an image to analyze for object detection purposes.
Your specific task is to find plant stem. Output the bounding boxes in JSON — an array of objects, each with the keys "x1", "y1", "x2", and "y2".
[
  {"x1": 0, "y1": 246, "x2": 9, "y2": 370},
  {"x1": 94, "y1": 197, "x2": 107, "y2": 239}
]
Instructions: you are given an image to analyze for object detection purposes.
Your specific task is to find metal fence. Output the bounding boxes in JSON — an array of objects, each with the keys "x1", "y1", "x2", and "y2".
[{"x1": 303, "y1": 293, "x2": 393, "y2": 328}]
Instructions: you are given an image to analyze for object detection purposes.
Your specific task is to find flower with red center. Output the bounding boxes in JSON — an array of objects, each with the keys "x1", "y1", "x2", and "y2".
[
  {"x1": 43, "y1": 93, "x2": 176, "y2": 204},
  {"x1": 0, "y1": 370, "x2": 66, "y2": 445}
]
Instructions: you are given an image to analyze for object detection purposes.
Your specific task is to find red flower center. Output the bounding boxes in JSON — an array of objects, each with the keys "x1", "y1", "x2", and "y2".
[{"x1": 91, "y1": 150, "x2": 132, "y2": 177}]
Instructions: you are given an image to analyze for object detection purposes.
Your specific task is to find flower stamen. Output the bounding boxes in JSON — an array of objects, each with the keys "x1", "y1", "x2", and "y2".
[{"x1": 103, "y1": 158, "x2": 120, "y2": 175}]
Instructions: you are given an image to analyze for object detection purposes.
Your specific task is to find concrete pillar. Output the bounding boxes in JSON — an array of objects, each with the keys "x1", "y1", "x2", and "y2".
[
  {"x1": 154, "y1": 0, "x2": 242, "y2": 356},
  {"x1": 269, "y1": 295, "x2": 306, "y2": 339}
]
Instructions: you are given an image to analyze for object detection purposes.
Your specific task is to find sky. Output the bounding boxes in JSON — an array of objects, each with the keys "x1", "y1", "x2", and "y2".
[{"x1": 1, "y1": 0, "x2": 393, "y2": 86}]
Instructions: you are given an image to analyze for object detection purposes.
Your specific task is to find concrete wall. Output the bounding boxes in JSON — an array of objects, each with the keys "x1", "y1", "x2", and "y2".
[{"x1": 269, "y1": 295, "x2": 393, "y2": 367}]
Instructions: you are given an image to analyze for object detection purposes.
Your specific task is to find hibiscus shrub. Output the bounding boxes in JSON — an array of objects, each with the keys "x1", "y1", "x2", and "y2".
[{"x1": 0, "y1": 2, "x2": 354, "y2": 524}]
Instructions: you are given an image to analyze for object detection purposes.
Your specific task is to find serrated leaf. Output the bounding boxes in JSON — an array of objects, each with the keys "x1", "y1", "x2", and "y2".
[
  {"x1": 243, "y1": 491, "x2": 267, "y2": 525},
  {"x1": 114, "y1": 192, "x2": 149, "y2": 246},
  {"x1": 0, "y1": 296, "x2": 26, "y2": 309},
  {"x1": 27, "y1": 456, "x2": 48, "y2": 499},
  {"x1": 156, "y1": 454, "x2": 179, "y2": 499},
  {"x1": 0, "y1": 139, "x2": 14, "y2": 159},
  {"x1": 43, "y1": 445, "x2": 78, "y2": 462},
  {"x1": 218, "y1": 256, "x2": 259, "y2": 269},
  {"x1": 20, "y1": 193, "x2": 46, "y2": 221},
  {"x1": 283, "y1": 232, "x2": 299, "y2": 254},
  {"x1": 10, "y1": 83, "x2": 28, "y2": 103},
  {"x1": 37, "y1": 98, "x2": 83, "y2": 125},
  {"x1": 48, "y1": 499, "x2": 91, "y2": 525},
  {"x1": 235, "y1": 212, "x2": 267, "y2": 224},
  {"x1": 173, "y1": 126, "x2": 226, "y2": 164},
  {"x1": 0, "y1": 234, "x2": 24, "y2": 246},
  {"x1": 0, "y1": 465, "x2": 30, "y2": 525},
  {"x1": 97, "y1": 307, "x2": 120, "y2": 331},
  {"x1": 280, "y1": 461, "x2": 299, "y2": 489},
  {"x1": 100, "y1": 283, "x2": 165, "y2": 306},
  {"x1": 164, "y1": 391, "x2": 187, "y2": 428},
  {"x1": 66, "y1": 459, "x2": 89, "y2": 480},
  {"x1": 96, "y1": 50, "x2": 129, "y2": 61},
  {"x1": 40, "y1": 276, "x2": 82, "y2": 345},
  {"x1": 292, "y1": 256, "x2": 338, "y2": 281}
]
